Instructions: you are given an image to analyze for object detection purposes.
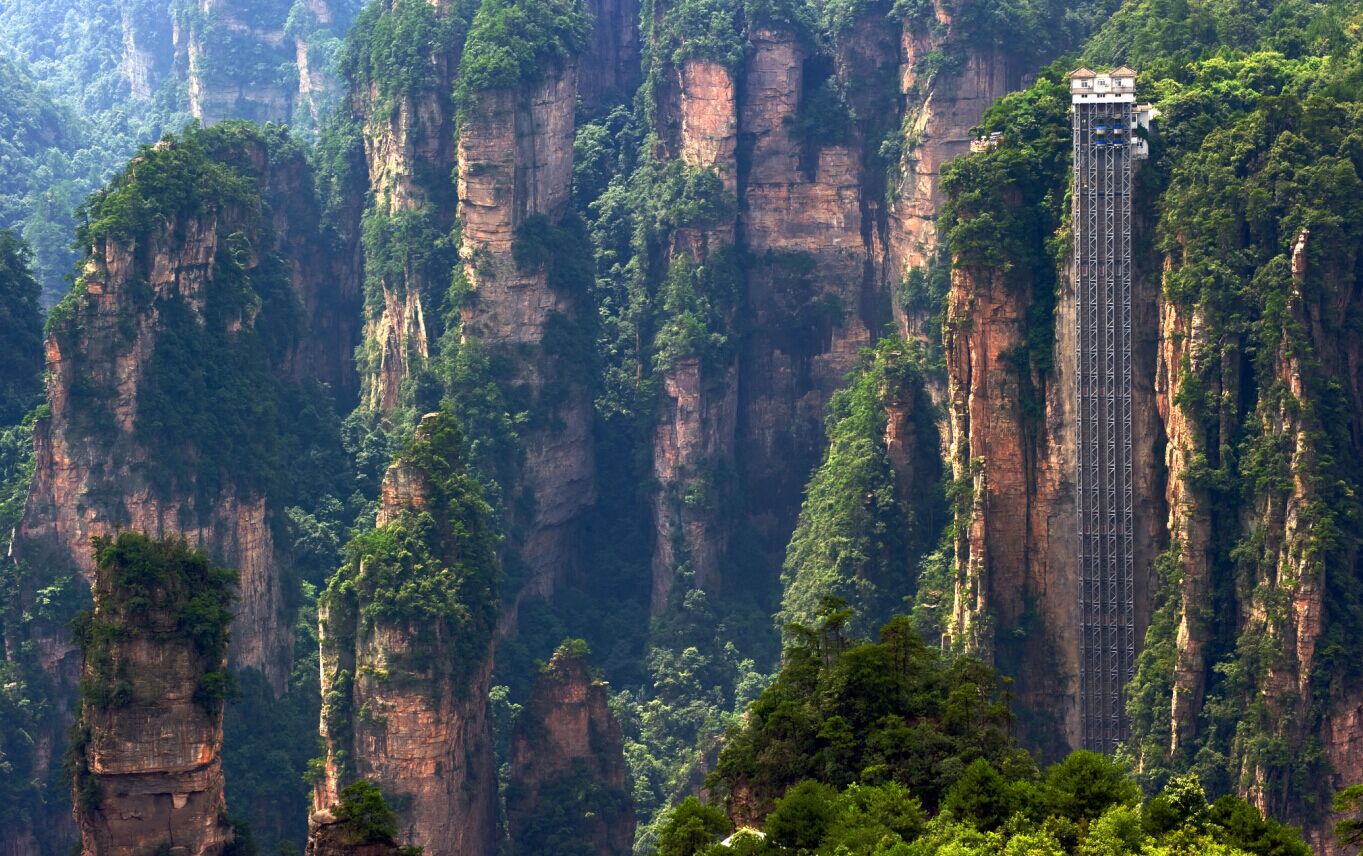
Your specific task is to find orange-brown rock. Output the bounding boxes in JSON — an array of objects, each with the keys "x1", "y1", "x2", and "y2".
[
  {"x1": 1152, "y1": 230, "x2": 1363, "y2": 845},
  {"x1": 457, "y1": 66, "x2": 597, "y2": 603},
  {"x1": 651, "y1": 357, "x2": 739, "y2": 612},
  {"x1": 887, "y1": 1, "x2": 1024, "y2": 342},
  {"x1": 506, "y1": 645, "x2": 635, "y2": 856},
  {"x1": 736, "y1": 26, "x2": 881, "y2": 576},
  {"x1": 305, "y1": 811, "x2": 402, "y2": 856},
  {"x1": 942, "y1": 255, "x2": 1081, "y2": 756},
  {"x1": 314, "y1": 414, "x2": 500, "y2": 856},
  {"x1": 5, "y1": 127, "x2": 355, "y2": 855},
  {"x1": 648, "y1": 56, "x2": 741, "y2": 612},
  {"x1": 71, "y1": 536, "x2": 237, "y2": 856}
]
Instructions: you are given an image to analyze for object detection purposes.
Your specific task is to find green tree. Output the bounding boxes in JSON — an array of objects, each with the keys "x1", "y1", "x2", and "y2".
[
  {"x1": 658, "y1": 797, "x2": 731, "y2": 856},
  {"x1": 0, "y1": 230, "x2": 42, "y2": 423},
  {"x1": 765, "y1": 780, "x2": 841, "y2": 850},
  {"x1": 1334, "y1": 785, "x2": 1363, "y2": 848},
  {"x1": 333, "y1": 780, "x2": 399, "y2": 844}
]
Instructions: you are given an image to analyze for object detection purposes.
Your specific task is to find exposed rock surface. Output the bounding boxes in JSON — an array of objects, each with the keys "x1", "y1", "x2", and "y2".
[
  {"x1": 313, "y1": 415, "x2": 499, "y2": 856},
  {"x1": 579, "y1": 0, "x2": 642, "y2": 110},
  {"x1": 645, "y1": 9, "x2": 1030, "y2": 610},
  {"x1": 887, "y1": 1, "x2": 1023, "y2": 340},
  {"x1": 457, "y1": 65, "x2": 597, "y2": 603},
  {"x1": 942, "y1": 256, "x2": 1080, "y2": 757},
  {"x1": 1152, "y1": 230, "x2": 1363, "y2": 845},
  {"x1": 119, "y1": 5, "x2": 173, "y2": 99},
  {"x1": 179, "y1": 0, "x2": 350, "y2": 131},
  {"x1": 305, "y1": 812, "x2": 402, "y2": 856},
  {"x1": 71, "y1": 538, "x2": 235, "y2": 856},
  {"x1": 4, "y1": 127, "x2": 355, "y2": 855},
  {"x1": 506, "y1": 646, "x2": 635, "y2": 855},
  {"x1": 649, "y1": 56, "x2": 740, "y2": 612}
]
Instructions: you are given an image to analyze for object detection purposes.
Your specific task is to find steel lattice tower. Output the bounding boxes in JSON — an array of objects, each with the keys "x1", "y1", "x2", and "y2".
[{"x1": 1069, "y1": 67, "x2": 1142, "y2": 754}]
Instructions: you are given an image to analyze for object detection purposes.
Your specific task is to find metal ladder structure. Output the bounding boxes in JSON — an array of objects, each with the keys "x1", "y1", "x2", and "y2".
[{"x1": 1070, "y1": 68, "x2": 1138, "y2": 754}]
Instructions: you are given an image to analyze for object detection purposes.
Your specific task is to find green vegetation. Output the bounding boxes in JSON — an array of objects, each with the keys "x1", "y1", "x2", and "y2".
[
  {"x1": 708, "y1": 611, "x2": 1025, "y2": 820},
  {"x1": 177, "y1": 0, "x2": 294, "y2": 111},
  {"x1": 72, "y1": 533, "x2": 238, "y2": 713},
  {"x1": 0, "y1": 0, "x2": 356, "y2": 301},
  {"x1": 0, "y1": 232, "x2": 43, "y2": 424},
  {"x1": 333, "y1": 780, "x2": 401, "y2": 844},
  {"x1": 652, "y1": 249, "x2": 741, "y2": 373},
  {"x1": 779, "y1": 340, "x2": 943, "y2": 637},
  {"x1": 1335, "y1": 785, "x2": 1363, "y2": 848},
  {"x1": 455, "y1": 0, "x2": 590, "y2": 104},
  {"x1": 661, "y1": 613, "x2": 1309, "y2": 856},
  {"x1": 323, "y1": 409, "x2": 500, "y2": 680},
  {"x1": 340, "y1": 0, "x2": 466, "y2": 110},
  {"x1": 1087, "y1": 42, "x2": 1363, "y2": 820},
  {"x1": 74, "y1": 124, "x2": 260, "y2": 246}
]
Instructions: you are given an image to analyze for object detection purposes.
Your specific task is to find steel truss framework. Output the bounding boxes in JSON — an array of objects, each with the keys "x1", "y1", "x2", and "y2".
[{"x1": 1073, "y1": 99, "x2": 1136, "y2": 754}]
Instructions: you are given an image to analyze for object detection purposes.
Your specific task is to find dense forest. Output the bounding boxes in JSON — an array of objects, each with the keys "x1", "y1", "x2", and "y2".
[{"x1": 1, "y1": 0, "x2": 1362, "y2": 852}]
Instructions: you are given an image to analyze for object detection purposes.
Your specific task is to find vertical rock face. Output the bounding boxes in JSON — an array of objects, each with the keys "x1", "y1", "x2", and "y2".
[
  {"x1": 737, "y1": 26, "x2": 880, "y2": 568},
  {"x1": 120, "y1": 5, "x2": 173, "y2": 99},
  {"x1": 292, "y1": 0, "x2": 351, "y2": 129},
  {"x1": 1154, "y1": 288, "x2": 1213, "y2": 757},
  {"x1": 457, "y1": 64, "x2": 597, "y2": 599},
  {"x1": 886, "y1": 2, "x2": 1023, "y2": 340},
  {"x1": 579, "y1": 0, "x2": 641, "y2": 110},
  {"x1": 180, "y1": 0, "x2": 352, "y2": 131},
  {"x1": 17, "y1": 131, "x2": 350, "y2": 691},
  {"x1": 353, "y1": 20, "x2": 458, "y2": 413},
  {"x1": 314, "y1": 413, "x2": 500, "y2": 856},
  {"x1": 71, "y1": 535, "x2": 236, "y2": 856},
  {"x1": 650, "y1": 16, "x2": 907, "y2": 608},
  {"x1": 942, "y1": 257, "x2": 1081, "y2": 757},
  {"x1": 1149, "y1": 229, "x2": 1363, "y2": 844},
  {"x1": 651, "y1": 355, "x2": 738, "y2": 611},
  {"x1": 649, "y1": 56, "x2": 740, "y2": 612},
  {"x1": 506, "y1": 645, "x2": 635, "y2": 856},
  {"x1": 181, "y1": 0, "x2": 295, "y2": 125},
  {"x1": 5, "y1": 125, "x2": 354, "y2": 855}
]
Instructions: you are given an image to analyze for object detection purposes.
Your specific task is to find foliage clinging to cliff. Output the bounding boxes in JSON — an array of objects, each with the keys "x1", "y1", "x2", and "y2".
[
  {"x1": 325, "y1": 410, "x2": 500, "y2": 678},
  {"x1": 73, "y1": 533, "x2": 238, "y2": 714},
  {"x1": 672, "y1": 614, "x2": 1309, "y2": 856},
  {"x1": 779, "y1": 339, "x2": 943, "y2": 638},
  {"x1": 0, "y1": 232, "x2": 43, "y2": 425},
  {"x1": 455, "y1": 0, "x2": 591, "y2": 102}
]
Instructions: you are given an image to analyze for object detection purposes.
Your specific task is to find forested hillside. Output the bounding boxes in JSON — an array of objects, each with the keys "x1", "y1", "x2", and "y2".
[{"x1": 0, "y1": 0, "x2": 1361, "y2": 852}]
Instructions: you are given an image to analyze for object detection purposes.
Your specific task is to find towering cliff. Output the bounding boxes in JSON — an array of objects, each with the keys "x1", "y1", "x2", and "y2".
[
  {"x1": 506, "y1": 642, "x2": 635, "y2": 855},
  {"x1": 70, "y1": 533, "x2": 237, "y2": 856},
  {"x1": 646, "y1": 45, "x2": 741, "y2": 611},
  {"x1": 928, "y1": 34, "x2": 1363, "y2": 846},
  {"x1": 0, "y1": 122, "x2": 356, "y2": 855},
  {"x1": 313, "y1": 411, "x2": 500, "y2": 856},
  {"x1": 885, "y1": 0, "x2": 1027, "y2": 336},
  {"x1": 1122, "y1": 81, "x2": 1363, "y2": 846},
  {"x1": 455, "y1": 2, "x2": 597, "y2": 597}
]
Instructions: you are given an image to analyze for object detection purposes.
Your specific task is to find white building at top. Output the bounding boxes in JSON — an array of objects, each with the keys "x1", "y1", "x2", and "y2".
[{"x1": 1068, "y1": 66, "x2": 1157, "y2": 159}]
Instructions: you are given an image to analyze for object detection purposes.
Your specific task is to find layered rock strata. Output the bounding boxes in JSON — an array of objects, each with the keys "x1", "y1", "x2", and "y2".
[
  {"x1": 649, "y1": 56, "x2": 740, "y2": 612},
  {"x1": 3, "y1": 126, "x2": 354, "y2": 854},
  {"x1": 456, "y1": 63, "x2": 597, "y2": 601},
  {"x1": 71, "y1": 535, "x2": 236, "y2": 856}
]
